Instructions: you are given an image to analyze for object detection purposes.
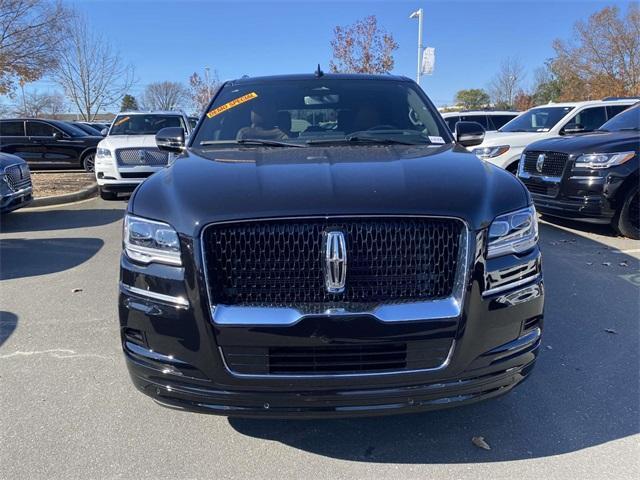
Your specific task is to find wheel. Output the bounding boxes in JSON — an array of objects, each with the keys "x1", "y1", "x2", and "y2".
[
  {"x1": 99, "y1": 187, "x2": 118, "y2": 201},
  {"x1": 614, "y1": 185, "x2": 640, "y2": 239},
  {"x1": 82, "y1": 152, "x2": 95, "y2": 172}
]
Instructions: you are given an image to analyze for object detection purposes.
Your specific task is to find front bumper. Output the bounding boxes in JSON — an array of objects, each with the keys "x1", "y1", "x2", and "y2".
[
  {"x1": 95, "y1": 158, "x2": 162, "y2": 190},
  {"x1": 0, "y1": 186, "x2": 33, "y2": 213},
  {"x1": 118, "y1": 231, "x2": 544, "y2": 418}
]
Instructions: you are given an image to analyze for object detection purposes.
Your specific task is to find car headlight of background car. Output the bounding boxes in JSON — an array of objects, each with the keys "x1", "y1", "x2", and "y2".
[
  {"x1": 574, "y1": 151, "x2": 636, "y2": 169},
  {"x1": 123, "y1": 214, "x2": 182, "y2": 266},
  {"x1": 96, "y1": 147, "x2": 112, "y2": 159},
  {"x1": 487, "y1": 206, "x2": 538, "y2": 258},
  {"x1": 473, "y1": 145, "x2": 510, "y2": 159}
]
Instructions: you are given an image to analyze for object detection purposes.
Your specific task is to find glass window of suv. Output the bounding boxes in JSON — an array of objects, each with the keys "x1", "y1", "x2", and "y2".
[
  {"x1": 488, "y1": 114, "x2": 517, "y2": 130},
  {"x1": 444, "y1": 116, "x2": 460, "y2": 132},
  {"x1": 500, "y1": 106, "x2": 574, "y2": 132},
  {"x1": 563, "y1": 106, "x2": 607, "y2": 133},
  {"x1": 598, "y1": 104, "x2": 639, "y2": 132},
  {"x1": 109, "y1": 114, "x2": 186, "y2": 135},
  {"x1": 0, "y1": 121, "x2": 25, "y2": 136},
  {"x1": 461, "y1": 114, "x2": 488, "y2": 129},
  {"x1": 26, "y1": 121, "x2": 60, "y2": 137},
  {"x1": 193, "y1": 79, "x2": 452, "y2": 148},
  {"x1": 606, "y1": 104, "x2": 631, "y2": 120}
]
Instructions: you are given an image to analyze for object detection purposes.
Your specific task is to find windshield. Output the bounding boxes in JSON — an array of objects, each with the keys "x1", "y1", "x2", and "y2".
[
  {"x1": 599, "y1": 104, "x2": 639, "y2": 131},
  {"x1": 192, "y1": 78, "x2": 452, "y2": 147},
  {"x1": 500, "y1": 106, "x2": 574, "y2": 133},
  {"x1": 73, "y1": 123, "x2": 101, "y2": 136},
  {"x1": 56, "y1": 121, "x2": 91, "y2": 137},
  {"x1": 109, "y1": 114, "x2": 186, "y2": 135}
]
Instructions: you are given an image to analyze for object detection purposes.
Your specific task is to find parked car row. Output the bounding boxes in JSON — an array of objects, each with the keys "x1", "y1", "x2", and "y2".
[{"x1": 442, "y1": 110, "x2": 520, "y2": 133}]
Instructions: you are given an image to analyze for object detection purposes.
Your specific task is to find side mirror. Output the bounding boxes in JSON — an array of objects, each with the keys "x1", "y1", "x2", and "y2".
[
  {"x1": 52, "y1": 131, "x2": 62, "y2": 140},
  {"x1": 455, "y1": 121, "x2": 485, "y2": 147},
  {"x1": 100, "y1": 128, "x2": 108, "y2": 136},
  {"x1": 156, "y1": 127, "x2": 185, "y2": 153},
  {"x1": 561, "y1": 124, "x2": 584, "y2": 135}
]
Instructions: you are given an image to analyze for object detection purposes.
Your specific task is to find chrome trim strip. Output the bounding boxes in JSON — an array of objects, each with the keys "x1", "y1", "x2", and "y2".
[
  {"x1": 218, "y1": 339, "x2": 456, "y2": 379},
  {"x1": 518, "y1": 170, "x2": 561, "y2": 183},
  {"x1": 483, "y1": 273, "x2": 541, "y2": 297},
  {"x1": 3, "y1": 186, "x2": 32, "y2": 198},
  {"x1": 125, "y1": 341, "x2": 187, "y2": 365},
  {"x1": 120, "y1": 282, "x2": 189, "y2": 307},
  {"x1": 200, "y1": 215, "x2": 471, "y2": 326}
]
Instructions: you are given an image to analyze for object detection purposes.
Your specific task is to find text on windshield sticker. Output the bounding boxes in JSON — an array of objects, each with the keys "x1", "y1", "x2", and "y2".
[{"x1": 206, "y1": 92, "x2": 258, "y2": 118}]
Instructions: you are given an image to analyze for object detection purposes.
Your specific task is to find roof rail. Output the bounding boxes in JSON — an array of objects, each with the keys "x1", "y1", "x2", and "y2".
[{"x1": 601, "y1": 96, "x2": 640, "y2": 101}]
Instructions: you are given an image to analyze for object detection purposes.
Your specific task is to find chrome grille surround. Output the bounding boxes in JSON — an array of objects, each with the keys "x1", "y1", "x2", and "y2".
[
  {"x1": 200, "y1": 216, "x2": 471, "y2": 326},
  {"x1": 4, "y1": 164, "x2": 32, "y2": 192},
  {"x1": 523, "y1": 151, "x2": 569, "y2": 178},
  {"x1": 115, "y1": 148, "x2": 169, "y2": 166}
]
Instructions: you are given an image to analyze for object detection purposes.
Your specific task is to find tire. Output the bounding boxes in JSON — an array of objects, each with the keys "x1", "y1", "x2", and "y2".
[
  {"x1": 82, "y1": 152, "x2": 96, "y2": 172},
  {"x1": 99, "y1": 187, "x2": 118, "y2": 201},
  {"x1": 614, "y1": 185, "x2": 640, "y2": 239}
]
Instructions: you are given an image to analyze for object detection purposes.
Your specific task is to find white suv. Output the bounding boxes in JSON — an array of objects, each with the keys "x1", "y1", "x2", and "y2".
[
  {"x1": 471, "y1": 98, "x2": 637, "y2": 172},
  {"x1": 95, "y1": 111, "x2": 192, "y2": 199}
]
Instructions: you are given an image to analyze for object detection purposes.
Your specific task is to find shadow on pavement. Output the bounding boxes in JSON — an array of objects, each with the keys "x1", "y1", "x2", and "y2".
[
  {"x1": 0, "y1": 207, "x2": 124, "y2": 233},
  {"x1": 540, "y1": 213, "x2": 619, "y2": 238},
  {"x1": 0, "y1": 238, "x2": 104, "y2": 280},
  {"x1": 229, "y1": 221, "x2": 639, "y2": 463},
  {"x1": 0, "y1": 311, "x2": 18, "y2": 347}
]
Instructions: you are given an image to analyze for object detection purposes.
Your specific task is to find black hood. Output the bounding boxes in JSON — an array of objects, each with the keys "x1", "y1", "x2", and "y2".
[
  {"x1": 526, "y1": 130, "x2": 640, "y2": 155},
  {"x1": 130, "y1": 144, "x2": 529, "y2": 235}
]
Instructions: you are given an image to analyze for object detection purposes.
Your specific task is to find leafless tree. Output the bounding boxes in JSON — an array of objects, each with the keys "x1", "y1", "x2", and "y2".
[
  {"x1": 14, "y1": 90, "x2": 66, "y2": 117},
  {"x1": 553, "y1": 4, "x2": 640, "y2": 98},
  {"x1": 488, "y1": 57, "x2": 526, "y2": 109},
  {"x1": 53, "y1": 16, "x2": 135, "y2": 121},
  {"x1": 189, "y1": 68, "x2": 219, "y2": 114},
  {"x1": 0, "y1": 0, "x2": 70, "y2": 95},
  {"x1": 142, "y1": 81, "x2": 188, "y2": 111},
  {"x1": 329, "y1": 15, "x2": 398, "y2": 74}
]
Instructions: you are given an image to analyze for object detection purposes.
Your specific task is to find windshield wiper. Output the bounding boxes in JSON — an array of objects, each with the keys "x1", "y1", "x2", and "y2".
[
  {"x1": 306, "y1": 136, "x2": 422, "y2": 146},
  {"x1": 200, "y1": 139, "x2": 305, "y2": 148}
]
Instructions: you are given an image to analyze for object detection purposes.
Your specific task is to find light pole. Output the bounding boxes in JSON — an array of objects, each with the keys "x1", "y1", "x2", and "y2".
[{"x1": 409, "y1": 8, "x2": 424, "y2": 85}]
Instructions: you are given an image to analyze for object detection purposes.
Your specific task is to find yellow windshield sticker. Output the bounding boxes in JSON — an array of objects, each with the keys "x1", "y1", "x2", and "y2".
[
  {"x1": 206, "y1": 92, "x2": 258, "y2": 118},
  {"x1": 114, "y1": 116, "x2": 130, "y2": 126}
]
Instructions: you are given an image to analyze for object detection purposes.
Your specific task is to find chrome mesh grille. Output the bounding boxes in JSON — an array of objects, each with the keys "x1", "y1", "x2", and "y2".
[
  {"x1": 115, "y1": 148, "x2": 168, "y2": 166},
  {"x1": 202, "y1": 217, "x2": 463, "y2": 309},
  {"x1": 5, "y1": 164, "x2": 31, "y2": 192},
  {"x1": 523, "y1": 151, "x2": 569, "y2": 177}
]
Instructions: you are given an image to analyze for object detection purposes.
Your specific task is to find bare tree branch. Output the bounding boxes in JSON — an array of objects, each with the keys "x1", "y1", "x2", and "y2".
[
  {"x1": 53, "y1": 16, "x2": 135, "y2": 121},
  {"x1": 142, "y1": 81, "x2": 188, "y2": 111}
]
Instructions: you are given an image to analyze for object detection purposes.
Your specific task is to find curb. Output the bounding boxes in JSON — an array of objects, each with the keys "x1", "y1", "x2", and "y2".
[{"x1": 30, "y1": 182, "x2": 98, "y2": 208}]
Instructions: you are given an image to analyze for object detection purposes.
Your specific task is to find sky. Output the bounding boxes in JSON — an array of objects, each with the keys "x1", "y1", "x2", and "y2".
[{"x1": 25, "y1": 0, "x2": 632, "y2": 108}]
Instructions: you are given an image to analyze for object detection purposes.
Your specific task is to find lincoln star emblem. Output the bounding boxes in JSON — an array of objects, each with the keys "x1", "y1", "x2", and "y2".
[
  {"x1": 536, "y1": 153, "x2": 545, "y2": 173},
  {"x1": 138, "y1": 150, "x2": 146, "y2": 163},
  {"x1": 324, "y1": 231, "x2": 347, "y2": 293}
]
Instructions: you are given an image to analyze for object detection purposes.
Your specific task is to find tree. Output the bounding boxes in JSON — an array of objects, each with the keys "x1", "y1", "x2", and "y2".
[
  {"x1": 513, "y1": 90, "x2": 536, "y2": 111},
  {"x1": 53, "y1": 16, "x2": 135, "y2": 121},
  {"x1": 142, "y1": 81, "x2": 188, "y2": 111},
  {"x1": 531, "y1": 63, "x2": 563, "y2": 104},
  {"x1": 488, "y1": 57, "x2": 526, "y2": 109},
  {"x1": 329, "y1": 15, "x2": 398, "y2": 74},
  {"x1": 189, "y1": 68, "x2": 219, "y2": 114},
  {"x1": 454, "y1": 89, "x2": 490, "y2": 110},
  {"x1": 552, "y1": 4, "x2": 640, "y2": 98},
  {"x1": 0, "y1": 0, "x2": 70, "y2": 95},
  {"x1": 120, "y1": 94, "x2": 139, "y2": 111},
  {"x1": 13, "y1": 90, "x2": 65, "y2": 118}
]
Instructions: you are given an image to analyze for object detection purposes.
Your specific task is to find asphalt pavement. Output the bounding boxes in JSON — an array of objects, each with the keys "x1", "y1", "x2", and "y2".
[{"x1": 1, "y1": 197, "x2": 638, "y2": 480}]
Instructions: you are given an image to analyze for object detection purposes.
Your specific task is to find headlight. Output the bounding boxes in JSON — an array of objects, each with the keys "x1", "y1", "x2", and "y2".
[
  {"x1": 96, "y1": 147, "x2": 112, "y2": 158},
  {"x1": 574, "y1": 151, "x2": 635, "y2": 169},
  {"x1": 473, "y1": 145, "x2": 510, "y2": 159},
  {"x1": 123, "y1": 214, "x2": 182, "y2": 266},
  {"x1": 487, "y1": 206, "x2": 538, "y2": 258}
]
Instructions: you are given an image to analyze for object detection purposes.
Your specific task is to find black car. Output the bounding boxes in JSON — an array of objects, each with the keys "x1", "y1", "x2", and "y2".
[
  {"x1": 119, "y1": 73, "x2": 544, "y2": 418},
  {"x1": 519, "y1": 103, "x2": 639, "y2": 239},
  {"x1": 0, "y1": 152, "x2": 32, "y2": 213},
  {"x1": 71, "y1": 122, "x2": 104, "y2": 137},
  {"x1": 0, "y1": 118, "x2": 102, "y2": 171}
]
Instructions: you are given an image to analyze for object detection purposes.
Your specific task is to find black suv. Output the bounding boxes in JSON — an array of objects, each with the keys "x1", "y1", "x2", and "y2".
[
  {"x1": 119, "y1": 73, "x2": 544, "y2": 418},
  {"x1": 519, "y1": 103, "x2": 639, "y2": 239},
  {"x1": 0, "y1": 118, "x2": 102, "y2": 171}
]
